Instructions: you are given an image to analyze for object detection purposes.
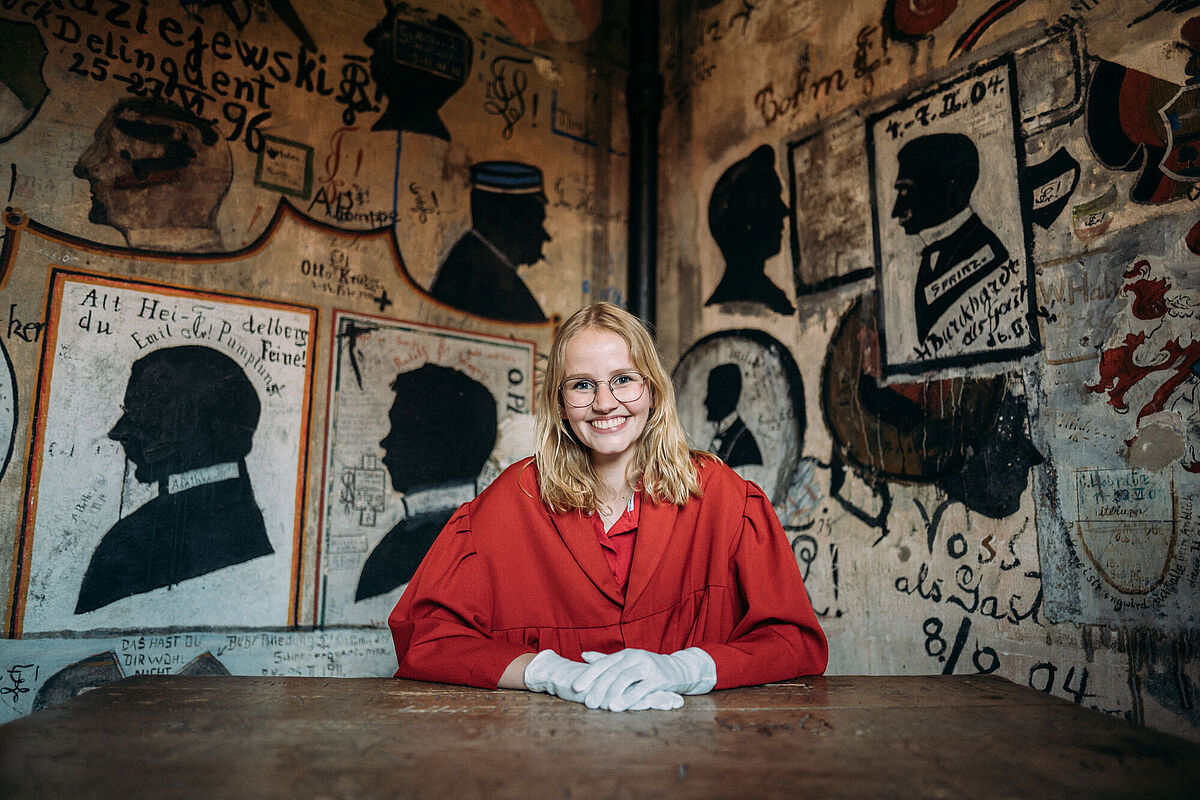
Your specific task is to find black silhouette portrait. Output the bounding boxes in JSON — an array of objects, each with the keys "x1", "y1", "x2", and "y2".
[
  {"x1": 705, "y1": 145, "x2": 795, "y2": 315},
  {"x1": 364, "y1": 2, "x2": 472, "y2": 141},
  {"x1": 429, "y1": 161, "x2": 550, "y2": 323},
  {"x1": 0, "y1": 19, "x2": 49, "y2": 143},
  {"x1": 357, "y1": 364, "x2": 498, "y2": 600},
  {"x1": 938, "y1": 391, "x2": 1043, "y2": 519},
  {"x1": 73, "y1": 98, "x2": 233, "y2": 251},
  {"x1": 891, "y1": 133, "x2": 1009, "y2": 343},
  {"x1": 704, "y1": 363, "x2": 762, "y2": 468},
  {"x1": 76, "y1": 346, "x2": 271, "y2": 614}
]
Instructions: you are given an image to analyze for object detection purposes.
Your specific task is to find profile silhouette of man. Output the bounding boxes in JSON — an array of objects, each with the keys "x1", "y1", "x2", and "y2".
[
  {"x1": 73, "y1": 98, "x2": 232, "y2": 252},
  {"x1": 364, "y1": 1, "x2": 472, "y2": 141},
  {"x1": 892, "y1": 133, "x2": 1009, "y2": 343},
  {"x1": 705, "y1": 145, "x2": 794, "y2": 315},
  {"x1": 429, "y1": 161, "x2": 550, "y2": 323},
  {"x1": 76, "y1": 346, "x2": 271, "y2": 614},
  {"x1": 356, "y1": 364, "x2": 498, "y2": 600},
  {"x1": 704, "y1": 363, "x2": 763, "y2": 468}
]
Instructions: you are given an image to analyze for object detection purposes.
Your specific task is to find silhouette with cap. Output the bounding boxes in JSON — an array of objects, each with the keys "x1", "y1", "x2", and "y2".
[
  {"x1": 356, "y1": 364, "x2": 498, "y2": 601},
  {"x1": 76, "y1": 346, "x2": 271, "y2": 614},
  {"x1": 429, "y1": 161, "x2": 550, "y2": 322}
]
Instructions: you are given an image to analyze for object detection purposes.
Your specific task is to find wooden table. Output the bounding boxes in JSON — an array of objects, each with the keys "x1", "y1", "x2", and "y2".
[{"x1": 2, "y1": 674, "x2": 1197, "y2": 798}]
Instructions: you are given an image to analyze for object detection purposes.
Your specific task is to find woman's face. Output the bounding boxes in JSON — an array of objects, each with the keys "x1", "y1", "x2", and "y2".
[{"x1": 560, "y1": 327, "x2": 653, "y2": 471}]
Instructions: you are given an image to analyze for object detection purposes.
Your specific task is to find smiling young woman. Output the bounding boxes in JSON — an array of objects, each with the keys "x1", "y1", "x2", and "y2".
[{"x1": 388, "y1": 302, "x2": 827, "y2": 712}]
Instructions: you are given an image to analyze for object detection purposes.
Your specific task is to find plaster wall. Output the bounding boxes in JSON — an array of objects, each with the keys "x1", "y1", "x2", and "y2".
[
  {"x1": 660, "y1": 0, "x2": 1200, "y2": 740},
  {"x1": 0, "y1": 0, "x2": 627, "y2": 717}
]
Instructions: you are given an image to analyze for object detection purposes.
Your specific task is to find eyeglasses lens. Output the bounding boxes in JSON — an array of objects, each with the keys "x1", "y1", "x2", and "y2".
[{"x1": 562, "y1": 373, "x2": 645, "y2": 407}]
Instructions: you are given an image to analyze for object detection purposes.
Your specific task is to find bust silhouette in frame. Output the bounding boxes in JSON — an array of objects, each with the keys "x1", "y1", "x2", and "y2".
[
  {"x1": 705, "y1": 145, "x2": 795, "y2": 315},
  {"x1": 356, "y1": 364, "x2": 498, "y2": 601},
  {"x1": 429, "y1": 161, "x2": 551, "y2": 323},
  {"x1": 891, "y1": 132, "x2": 1010, "y2": 344},
  {"x1": 73, "y1": 98, "x2": 233, "y2": 252},
  {"x1": 704, "y1": 363, "x2": 763, "y2": 468},
  {"x1": 76, "y1": 346, "x2": 272, "y2": 614}
]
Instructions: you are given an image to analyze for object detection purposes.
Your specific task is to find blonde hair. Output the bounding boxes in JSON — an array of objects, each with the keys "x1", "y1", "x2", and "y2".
[{"x1": 533, "y1": 302, "x2": 709, "y2": 512}]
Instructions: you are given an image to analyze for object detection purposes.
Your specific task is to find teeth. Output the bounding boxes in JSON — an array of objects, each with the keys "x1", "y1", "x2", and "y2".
[{"x1": 591, "y1": 417, "x2": 626, "y2": 430}]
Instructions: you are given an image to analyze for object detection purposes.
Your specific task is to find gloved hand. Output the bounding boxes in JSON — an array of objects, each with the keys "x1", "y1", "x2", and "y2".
[
  {"x1": 624, "y1": 689, "x2": 685, "y2": 711},
  {"x1": 573, "y1": 647, "x2": 718, "y2": 713},
  {"x1": 524, "y1": 649, "x2": 685, "y2": 711},
  {"x1": 523, "y1": 650, "x2": 591, "y2": 704}
]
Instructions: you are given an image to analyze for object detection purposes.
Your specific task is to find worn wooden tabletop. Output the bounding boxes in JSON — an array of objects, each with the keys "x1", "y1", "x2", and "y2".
[{"x1": 2, "y1": 674, "x2": 1197, "y2": 798}]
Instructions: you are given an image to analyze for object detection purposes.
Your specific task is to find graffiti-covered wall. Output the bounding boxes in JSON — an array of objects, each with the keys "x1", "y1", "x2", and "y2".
[
  {"x1": 0, "y1": 0, "x2": 627, "y2": 717},
  {"x1": 4, "y1": 0, "x2": 1199, "y2": 748},
  {"x1": 660, "y1": 0, "x2": 1199, "y2": 741}
]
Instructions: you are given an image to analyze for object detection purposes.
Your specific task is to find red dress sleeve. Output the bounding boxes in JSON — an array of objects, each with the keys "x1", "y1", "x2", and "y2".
[
  {"x1": 698, "y1": 479, "x2": 829, "y2": 689},
  {"x1": 388, "y1": 505, "x2": 535, "y2": 688}
]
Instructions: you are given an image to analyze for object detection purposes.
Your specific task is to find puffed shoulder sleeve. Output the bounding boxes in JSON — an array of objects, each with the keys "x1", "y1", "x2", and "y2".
[
  {"x1": 704, "y1": 480, "x2": 829, "y2": 689},
  {"x1": 388, "y1": 504, "x2": 535, "y2": 688}
]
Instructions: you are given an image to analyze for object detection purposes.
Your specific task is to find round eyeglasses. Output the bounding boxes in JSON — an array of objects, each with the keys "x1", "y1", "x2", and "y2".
[{"x1": 560, "y1": 372, "x2": 648, "y2": 408}]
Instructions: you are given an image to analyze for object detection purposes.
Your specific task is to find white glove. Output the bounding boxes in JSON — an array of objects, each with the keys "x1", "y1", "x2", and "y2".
[
  {"x1": 573, "y1": 647, "x2": 717, "y2": 713},
  {"x1": 524, "y1": 649, "x2": 684, "y2": 711},
  {"x1": 523, "y1": 650, "x2": 592, "y2": 704}
]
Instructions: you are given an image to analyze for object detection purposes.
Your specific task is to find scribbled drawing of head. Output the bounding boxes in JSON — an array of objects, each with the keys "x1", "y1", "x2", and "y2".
[
  {"x1": 469, "y1": 161, "x2": 550, "y2": 266},
  {"x1": 109, "y1": 346, "x2": 260, "y2": 485},
  {"x1": 708, "y1": 144, "x2": 789, "y2": 263},
  {"x1": 379, "y1": 363, "x2": 498, "y2": 493},
  {"x1": 937, "y1": 391, "x2": 1044, "y2": 519},
  {"x1": 892, "y1": 132, "x2": 979, "y2": 235},
  {"x1": 822, "y1": 296, "x2": 1042, "y2": 519},
  {"x1": 0, "y1": 19, "x2": 50, "y2": 143},
  {"x1": 73, "y1": 98, "x2": 232, "y2": 249},
  {"x1": 704, "y1": 363, "x2": 743, "y2": 422},
  {"x1": 364, "y1": 2, "x2": 473, "y2": 141}
]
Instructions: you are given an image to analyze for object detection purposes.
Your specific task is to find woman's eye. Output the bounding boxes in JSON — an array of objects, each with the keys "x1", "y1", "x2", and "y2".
[
  {"x1": 570, "y1": 380, "x2": 595, "y2": 391},
  {"x1": 612, "y1": 374, "x2": 633, "y2": 386}
]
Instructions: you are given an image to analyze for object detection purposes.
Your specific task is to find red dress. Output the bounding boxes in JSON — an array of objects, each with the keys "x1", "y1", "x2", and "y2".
[{"x1": 388, "y1": 457, "x2": 828, "y2": 689}]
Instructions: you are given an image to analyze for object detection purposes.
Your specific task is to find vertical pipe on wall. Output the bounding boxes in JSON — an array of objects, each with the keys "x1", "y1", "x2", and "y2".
[{"x1": 626, "y1": 0, "x2": 661, "y2": 330}]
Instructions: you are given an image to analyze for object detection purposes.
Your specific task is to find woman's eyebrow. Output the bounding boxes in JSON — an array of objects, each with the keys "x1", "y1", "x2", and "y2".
[{"x1": 563, "y1": 368, "x2": 637, "y2": 380}]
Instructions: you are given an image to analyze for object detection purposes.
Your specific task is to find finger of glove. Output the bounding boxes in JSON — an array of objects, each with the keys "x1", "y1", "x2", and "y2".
[
  {"x1": 605, "y1": 659, "x2": 675, "y2": 711},
  {"x1": 584, "y1": 664, "x2": 647, "y2": 710},
  {"x1": 627, "y1": 691, "x2": 685, "y2": 711},
  {"x1": 545, "y1": 685, "x2": 590, "y2": 706},
  {"x1": 609, "y1": 679, "x2": 662, "y2": 712},
  {"x1": 547, "y1": 672, "x2": 592, "y2": 705},
  {"x1": 572, "y1": 651, "x2": 635, "y2": 692},
  {"x1": 546, "y1": 662, "x2": 595, "y2": 703}
]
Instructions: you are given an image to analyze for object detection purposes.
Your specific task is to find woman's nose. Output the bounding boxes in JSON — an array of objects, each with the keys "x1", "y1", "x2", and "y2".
[{"x1": 591, "y1": 382, "x2": 618, "y2": 410}]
